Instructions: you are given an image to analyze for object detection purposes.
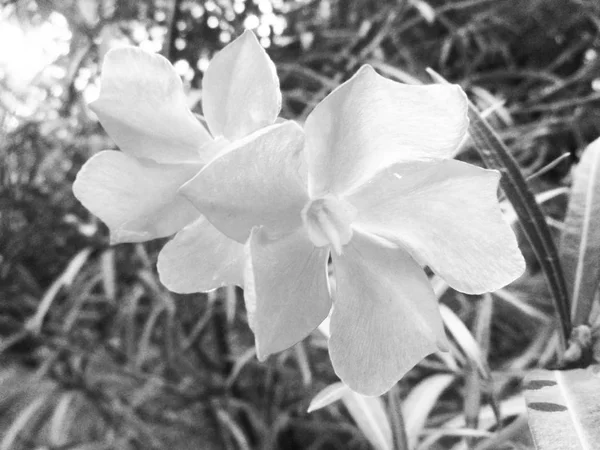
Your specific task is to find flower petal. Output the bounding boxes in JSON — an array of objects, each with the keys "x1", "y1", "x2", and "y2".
[
  {"x1": 73, "y1": 150, "x2": 202, "y2": 243},
  {"x1": 90, "y1": 47, "x2": 213, "y2": 163},
  {"x1": 349, "y1": 160, "x2": 525, "y2": 294},
  {"x1": 180, "y1": 121, "x2": 308, "y2": 242},
  {"x1": 202, "y1": 30, "x2": 281, "y2": 140},
  {"x1": 305, "y1": 65, "x2": 468, "y2": 197},
  {"x1": 329, "y1": 230, "x2": 448, "y2": 396},
  {"x1": 157, "y1": 217, "x2": 244, "y2": 292},
  {"x1": 245, "y1": 227, "x2": 331, "y2": 360}
]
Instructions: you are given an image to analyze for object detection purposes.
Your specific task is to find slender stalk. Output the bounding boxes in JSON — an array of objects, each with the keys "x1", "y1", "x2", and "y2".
[
  {"x1": 387, "y1": 387, "x2": 409, "y2": 450},
  {"x1": 162, "y1": 0, "x2": 181, "y2": 61}
]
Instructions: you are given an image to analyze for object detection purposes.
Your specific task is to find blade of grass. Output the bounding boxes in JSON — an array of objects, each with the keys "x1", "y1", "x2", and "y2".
[
  {"x1": 293, "y1": 342, "x2": 313, "y2": 387},
  {"x1": 428, "y1": 69, "x2": 571, "y2": 353},
  {"x1": 26, "y1": 248, "x2": 92, "y2": 335},
  {"x1": 216, "y1": 407, "x2": 252, "y2": 450},
  {"x1": 49, "y1": 391, "x2": 77, "y2": 446},
  {"x1": 440, "y1": 305, "x2": 490, "y2": 379},
  {"x1": 1, "y1": 392, "x2": 52, "y2": 450}
]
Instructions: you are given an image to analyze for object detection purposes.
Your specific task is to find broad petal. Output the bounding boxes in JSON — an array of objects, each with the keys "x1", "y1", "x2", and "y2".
[
  {"x1": 329, "y1": 230, "x2": 448, "y2": 396},
  {"x1": 203, "y1": 30, "x2": 281, "y2": 140},
  {"x1": 305, "y1": 65, "x2": 468, "y2": 197},
  {"x1": 245, "y1": 227, "x2": 331, "y2": 360},
  {"x1": 73, "y1": 151, "x2": 202, "y2": 243},
  {"x1": 90, "y1": 47, "x2": 213, "y2": 163},
  {"x1": 157, "y1": 217, "x2": 244, "y2": 293},
  {"x1": 180, "y1": 121, "x2": 308, "y2": 242},
  {"x1": 349, "y1": 160, "x2": 525, "y2": 294}
]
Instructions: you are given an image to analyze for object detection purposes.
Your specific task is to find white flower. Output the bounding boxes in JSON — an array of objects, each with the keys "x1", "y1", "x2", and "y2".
[
  {"x1": 166, "y1": 66, "x2": 525, "y2": 395},
  {"x1": 73, "y1": 31, "x2": 281, "y2": 250}
]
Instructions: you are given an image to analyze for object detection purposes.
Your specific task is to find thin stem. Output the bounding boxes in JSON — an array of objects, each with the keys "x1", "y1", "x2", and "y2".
[{"x1": 387, "y1": 386, "x2": 409, "y2": 450}]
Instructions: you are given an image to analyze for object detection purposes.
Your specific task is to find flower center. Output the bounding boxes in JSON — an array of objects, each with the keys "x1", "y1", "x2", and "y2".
[{"x1": 302, "y1": 195, "x2": 357, "y2": 255}]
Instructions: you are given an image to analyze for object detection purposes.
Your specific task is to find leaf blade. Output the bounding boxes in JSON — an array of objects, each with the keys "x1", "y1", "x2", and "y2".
[
  {"x1": 427, "y1": 68, "x2": 572, "y2": 351},
  {"x1": 560, "y1": 138, "x2": 600, "y2": 325}
]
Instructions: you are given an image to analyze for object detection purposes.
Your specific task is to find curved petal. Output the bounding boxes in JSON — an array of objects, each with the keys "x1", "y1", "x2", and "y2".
[
  {"x1": 180, "y1": 121, "x2": 308, "y2": 242},
  {"x1": 73, "y1": 151, "x2": 202, "y2": 243},
  {"x1": 348, "y1": 160, "x2": 525, "y2": 294},
  {"x1": 157, "y1": 217, "x2": 244, "y2": 293},
  {"x1": 203, "y1": 30, "x2": 281, "y2": 140},
  {"x1": 305, "y1": 65, "x2": 468, "y2": 197},
  {"x1": 329, "y1": 230, "x2": 448, "y2": 396},
  {"x1": 90, "y1": 46, "x2": 213, "y2": 163},
  {"x1": 245, "y1": 227, "x2": 331, "y2": 360}
]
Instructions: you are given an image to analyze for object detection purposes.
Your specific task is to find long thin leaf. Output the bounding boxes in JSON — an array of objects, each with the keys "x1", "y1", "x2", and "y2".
[
  {"x1": 26, "y1": 248, "x2": 92, "y2": 334},
  {"x1": 343, "y1": 391, "x2": 393, "y2": 450},
  {"x1": 403, "y1": 373, "x2": 455, "y2": 449},
  {"x1": 440, "y1": 305, "x2": 490, "y2": 378},
  {"x1": 307, "y1": 382, "x2": 348, "y2": 413},
  {"x1": 560, "y1": 137, "x2": 600, "y2": 326},
  {"x1": 428, "y1": 69, "x2": 572, "y2": 352},
  {"x1": 524, "y1": 367, "x2": 600, "y2": 449},
  {"x1": 308, "y1": 382, "x2": 393, "y2": 450}
]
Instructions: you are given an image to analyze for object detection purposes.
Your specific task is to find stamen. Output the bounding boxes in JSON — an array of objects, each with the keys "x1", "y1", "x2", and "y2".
[{"x1": 302, "y1": 195, "x2": 357, "y2": 255}]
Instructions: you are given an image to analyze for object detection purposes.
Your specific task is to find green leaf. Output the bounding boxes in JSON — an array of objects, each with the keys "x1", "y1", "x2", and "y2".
[
  {"x1": 524, "y1": 367, "x2": 600, "y2": 449},
  {"x1": 560, "y1": 138, "x2": 600, "y2": 326}
]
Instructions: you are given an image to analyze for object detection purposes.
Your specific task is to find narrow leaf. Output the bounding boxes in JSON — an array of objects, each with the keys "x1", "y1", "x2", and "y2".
[
  {"x1": 560, "y1": 138, "x2": 600, "y2": 326},
  {"x1": 440, "y1": 305, "x2": 490, "y2": 378},
  {"x1": 100, "y1": 248, "x2": 116, "y2": 302},
  {"x1": 26, "y1": 248, "x2": 92, "y2": 335},
  {"x1": 342, "y1": 391, "x2": 393, "y2": 450},
  {"x1": 308, "y1": 382, "x2": 349, "y2": 413},
  {"x1": 308, "y1": 382, "x2": 393, "y2": 450},
  {"x1": 428, "y1": 68, "x2": 572, "y2": 352},
  {"x1": 403, "y1": 373, "x2": 455, "y2": 449},
  {"x1": 524, "y1": 367, "x2": 600, "y2": 449},
  {"x1": 1, "y1": 393, "x2": 52, "y2": 450}
]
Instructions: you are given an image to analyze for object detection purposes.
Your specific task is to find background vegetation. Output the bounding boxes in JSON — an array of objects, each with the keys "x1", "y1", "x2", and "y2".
[{"x1": 1, "y1": 0, "x2": 599, "y2": 448}]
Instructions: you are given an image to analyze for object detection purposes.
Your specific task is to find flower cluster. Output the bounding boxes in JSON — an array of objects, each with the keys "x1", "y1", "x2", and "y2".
[{"x1": 74, "y1": 31, "x2": 525, "y2": 396}]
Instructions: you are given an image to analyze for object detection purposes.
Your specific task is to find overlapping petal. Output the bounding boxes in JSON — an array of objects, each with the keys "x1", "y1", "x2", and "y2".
[
  {"x1": 157, "y1": 217, "x2": 244, "y2": 292},
  {"x1": 180, "y1": 121, "x2": 308, "y2": 242},
  {"x1": 90, "y1": 47, "x2": 213, "y2": 163},
  {"x1": 348, "y1": 160, "x2": 525, "y2": 294},
  {"x1": 329, "y1": 230, "x2": 448, "y2": 396},
  {"x1": 202, "y1": 30, "x2": 281, "y2": 140},
  {"x1": 305, "y1": 65, "x2": 468, "y2": 197},
  {"x1": 73, "y1": 151, "x2": 202, "y2": 243},
  {"x1": 245, "y1": 227, "x2": 331, "y2": 360}
]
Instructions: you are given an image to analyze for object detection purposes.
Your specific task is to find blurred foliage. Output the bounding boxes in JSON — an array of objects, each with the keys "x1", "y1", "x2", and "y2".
[{"x1": 1, "y1": 0, "x2": 600, "y2": 448}]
